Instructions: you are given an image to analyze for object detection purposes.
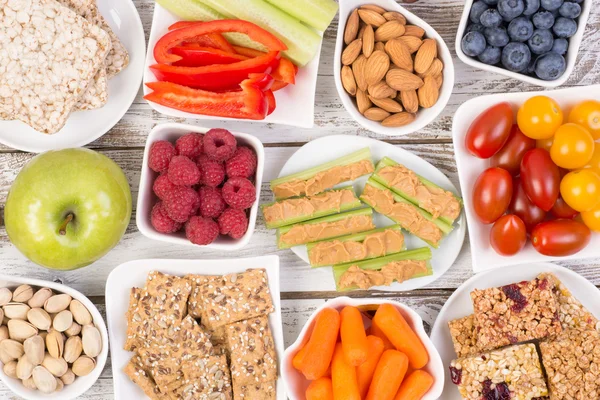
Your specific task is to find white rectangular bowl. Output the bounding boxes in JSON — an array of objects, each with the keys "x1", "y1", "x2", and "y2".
[
  {"x1": 105, "y1": 256, "x2": 286, "y2": 400},
  {"x1": 136, "y1": 122, "x2": 264, "y2": 250},
  {"x1": 143, "y1": 4, "x2": 323, "y2": 128},
  {"x1": 453, "y1": 84, "x2": 600, "y2": 273}
]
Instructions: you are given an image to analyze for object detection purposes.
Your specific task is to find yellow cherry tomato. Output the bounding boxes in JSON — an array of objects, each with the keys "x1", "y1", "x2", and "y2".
[
  {"x1": 560, "y1": 169, "x2": 600, "y2": 212},
  {"x1": 517, "y1": 96, "x2": 564, "y2": 140},
  {"x1": 536, "y1": 137, "x2": 554, "y2": 152},
  {"x1": 550, "y1": 123, "x2": 595, "y2": 169},
  {"x1": 584, "y1": 144, "x2": 600, "y2": 174},
  {"x1": 582, "y1": 206, "x2": 600, "y2": 231},
  {"x1": 568, "y1": 100, "x2": 600, "y2": 140}
]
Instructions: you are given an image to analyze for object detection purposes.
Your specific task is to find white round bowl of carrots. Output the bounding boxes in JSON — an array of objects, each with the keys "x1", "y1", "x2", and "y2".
[{"x1": 282, "y1": 297, "x2": 444, "y2": 400}]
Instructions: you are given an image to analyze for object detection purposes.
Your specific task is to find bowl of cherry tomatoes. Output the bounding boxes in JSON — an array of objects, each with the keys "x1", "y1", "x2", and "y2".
[{"x1": 452, "y1": 84, "x2": 600, "y2": 272}]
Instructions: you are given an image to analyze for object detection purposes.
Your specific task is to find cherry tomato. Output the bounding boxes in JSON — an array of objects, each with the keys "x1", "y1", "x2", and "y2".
[
  {"x1": 560, "y1": 169, "x2": 600, "y2": 212},
  {"x1": 550, "y1": 123, "x2": 595, "y2": 169},
  {"x1": 536, "y1": 137, "x2": 554, "y2": 152},
  {"x1": 509, "y1": 177, "x2": 547, "y2": 232},
  {"x1": 472, "y1": 168, "x2": 513, "y2": 224},
  {"x1": 520, "y1": 149, "x2": 561, "y2": 211},
  {"x1": 568, "y1": 99, "x2": 600, "y2": 140},
  {"x1": 581, "y1": 205, "x2": 600, "y2": 232},
  {"x1": 531, "y1": 219, "x2": 591, "y2": 256},
  {"x1": 517, "y1": 96, "x2": 563, "y2": 140},
  {"x1": 584, "y1": 144, "x2": 600, "y2": 174},
  {"x1": 490, "y1": 215, "x2": 527, "y2": 256},
  {"x1": 465, "y1": 102, "x2": 514, "y2": 159},
  {"x1": 490, "y1": 125, "x2": 536, "y2": 176},
  {"x1": 550, "y1": 196, "x2": 579, "y2": 219}
]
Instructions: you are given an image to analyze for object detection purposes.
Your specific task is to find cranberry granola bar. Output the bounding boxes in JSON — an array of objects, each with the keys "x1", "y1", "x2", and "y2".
[{"x1": 448, "y1": 315, "x2": 479, "y2": 358}]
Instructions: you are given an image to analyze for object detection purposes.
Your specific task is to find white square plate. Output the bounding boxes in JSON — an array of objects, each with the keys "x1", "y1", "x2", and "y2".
[
  {"x1": 143, "y1": 4, "x2": 322, "y2": 128},
  {"x1": 452, "y1": 84, "x2": 600, "y2": 273},
  {"x1": 105, "y1": 255, "x2": 286, "y2": 400}
]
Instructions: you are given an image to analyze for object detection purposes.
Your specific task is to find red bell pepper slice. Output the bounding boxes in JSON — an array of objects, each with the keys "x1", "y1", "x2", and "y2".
[
  {"x1": 172, "y1": 46, "x2": 247, "y2": 67},
  {"x1": 167, "y1": 22, "x2": 236, "y2": 53},
  {"x1": 155, "y1": 20, "x2": 286, "y2": 64},
  {"x1": 232, "y1": 45, "x2": 266, "y2": 58},
  {"x1": 271, "y1": 58, "x2": 296, "y2": 85},
  {"x1": 144, "y1": 74, "x2": 274, "y2": 120},
  {"x1": 271, "y1": 80, "x2": 289, "y2": 92},
  {"x1": 265, "y1": 90, "x2": 276, "y2": 115}
]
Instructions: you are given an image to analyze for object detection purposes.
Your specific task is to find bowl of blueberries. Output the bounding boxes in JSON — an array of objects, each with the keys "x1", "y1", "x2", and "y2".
[{"x1": 456, "y1": 0, "x2": 591, "y2": 87}]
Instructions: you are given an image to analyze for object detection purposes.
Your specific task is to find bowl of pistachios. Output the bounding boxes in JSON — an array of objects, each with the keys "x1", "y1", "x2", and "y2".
[{"x1": 0, "y1": 274, "x2": 108, "y2": 400}]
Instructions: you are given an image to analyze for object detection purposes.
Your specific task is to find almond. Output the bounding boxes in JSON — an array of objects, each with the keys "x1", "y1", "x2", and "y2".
[
  {"x1": 352, "y1": 55, "x2": 368, "y2": 91},
  {"x1": 362, "y1": 24, "x2": 374, "y2": 58},
  {"x1": 358, "y1": 9, "x2": 386, "y2": 27},
  {"x1": 356, "y1": 89, "x2": 372, "y2": 114},
  {"x1": 341, "y1": 65, "x2": 357, "y2": 96},
  {"x1": 382, "y1": 112, "x2": 416, "y2": 127},
  {"x1": 364, "y1": 107, "x2": 391, "y2": 121},
  {"x1": 414, "y1": 38, "x2": 437, "y2": 74},
  {"x1": 434, "y1": 73, "x2": 443, "y2": 89},
  {"x1": 369, "y1": 96, "x2": 404, "y2": 113},
  {"x1": 344, "y1": 9, "x2": 360, "y2": 45},
  {"x1": 360, "y1": 4, "x2": 386, "y2": 14},
  {"x1": 383, "y1": 11, "x2": 407, "y2": 24},
  {"x1": 421, "y1": 58, "x2": 443, "y2": 77},
  {"x1": 368, "y1": 81, "x2": 396, "y2": 99},
  {"x1": 386, "y1": 69, "x2": 424, "y2": 91},
  {"x1": 342, "y1": 39, "x2": 362, "y2": 66},
  {"x1": 418, "y1": 75, "x2": 439, "y2": 108},
  {"x1": 374, "y1": 41, "x2": 385, "y2": 52},
  {"x1": 385, "y1": 39, "x2": 413, "y2": 72},
  {"x1": 398, "y1": 36, "x2": 423, "y2": 53},
  {"x1": 357, "y1": 24, "x2": 367, "y2": 39},
  {"x1": 364, "y1": 50, "x2": 389, "y2": 86},
  {"x1": 404, "y1": 25, "x2": 426, "y2": 38},
  {"x1": 400, "y1": 90, "x2": 419, "y2": 113},
  {"x1": 374, "y1": 21, "x2": 406, "y2": 42}
]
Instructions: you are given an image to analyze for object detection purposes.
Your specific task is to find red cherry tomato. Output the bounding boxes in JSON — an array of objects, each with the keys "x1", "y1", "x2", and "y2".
[
  {"x1": 509, "y1": 177, "x2": 547, "y2": 232},
  {"x1": 465, "y1": 102, "x2": 514, "y2": 159},
  {"x1": 490, "y1": 215, "x2": 527, "y2": 256},
  {"x1": 531, "y1": 219, "x2": 591, "y2": 256},
  {"x1": 520, "y1": 149, "x2": 561, "y2": 212},
  {"x1": 472, "y1": 167, "x2": 513, "y2": 224},
  {"x1": 550, "y1": 196, "x2": 579, "y2": 219},
  {"x1": 490, "y1": 125, "x2": 536, "y2": 176}
]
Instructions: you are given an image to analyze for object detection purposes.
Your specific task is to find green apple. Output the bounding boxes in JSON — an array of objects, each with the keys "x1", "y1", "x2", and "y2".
[{"x1": 4, "y1": 148, "x2": 132, "y2": 270}]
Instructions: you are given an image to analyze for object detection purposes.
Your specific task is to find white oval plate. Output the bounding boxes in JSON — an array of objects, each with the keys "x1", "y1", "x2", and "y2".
[
  {"x1": 277, "y1": 135, "x2": 466, "y2": 291},
  {"x1": 0, "y1": 0, "x2": 145, "y2": 153},
  {"x1": 430, "y1": 262, "x2": 600, "y2": 400}
]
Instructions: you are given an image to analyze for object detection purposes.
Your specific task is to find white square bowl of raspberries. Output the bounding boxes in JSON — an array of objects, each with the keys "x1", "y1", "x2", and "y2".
[{"x1": 137, "y1": 123, "x2": 264, "y2": 249}]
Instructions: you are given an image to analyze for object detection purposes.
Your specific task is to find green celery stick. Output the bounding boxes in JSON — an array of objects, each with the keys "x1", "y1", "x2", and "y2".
[
  {"x1": 263, "y1": 0, "x2": 339, "y2": 32},
  {"x1": 276, "y1": 208, "x2": 374, "y2": 249}
]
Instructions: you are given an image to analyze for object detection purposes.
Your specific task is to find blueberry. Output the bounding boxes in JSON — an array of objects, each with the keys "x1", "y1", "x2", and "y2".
[
  {"x1": 498, "y1": 0, "x2": 526, "y2": 21},
  {"x1": 482, "y1": 0, "x2": 499, "y2": 4},
  {"x1": 508, "y1": 17, "x2": 534, "y2": 41},
  {"x1": 478, "y1": 46, "x2": 502, "y2": 64},
  {"x1": 541, "y1": 0, "x2": 564, "y2": 10},
  {"x1": 535, "y1": 52, "x2": 566, "y2": 80},
  {"x1": 559, "y1": 2, "x2": 581, "y2": 18},
  {"x1": 526, "y1": 55, "x2": 540, "y2": 73},
  {"x1": 484, "y1": 26, "x2": 510, "y2": 47},
  {"x1": 480, "y1": 9, "x2": 504, "y2": 27},
  {"x1": 471, "y1": 1, "x2": 489, "y2": 24},
  {"x1": 567, "y1": 0, "x2": 583, "y2": 3},
  {"x1": 532, "y1": 11, "x2": 555, "y2": 28},
  {"x1": 553, "y1": 17, "x2": 578, "y2": 37},
  {"x1": 502, "y1": 42, "x2": 532, "y2": 71},
  {"x1": 462, "y1": 31, "x2": 487, "y2": 56},
  {"x1": 551, "y1": 37, "x2": 569, "y2": 54},
  {"x1": 467, "y1": 23, "x2": 487, "y2": 33},
  {"x1": 523, "y1": 0, "x2": 541, "y2": 15},
  {"x1": 528, "y1": 29, "x2": 554, "y2": 53}
]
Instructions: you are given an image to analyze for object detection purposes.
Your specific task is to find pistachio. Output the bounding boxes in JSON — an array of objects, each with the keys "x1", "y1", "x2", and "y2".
[
  {"x1": 3, "y1": 360, "x2": 17, "y2": 378},
  {"x1": 44, "y1": 294, "x2": 71, "y2": 314},
  {"x1": 0, "y1": 308, "x2": 4, "y2": 323},
  {"x1": 22, "y1": 376, "x2": 37, "y2": 390},
  {"x1": 3, "y1": 303, "x2": 30, "y2": 320},
  {"x1": 0, "y1": 339, "x2": 24, "y2": 360},
  {"x1": 0, "y1": 326, "x2": 8, "y2": 341},
  {"x1": 63, "y1": 336, "x2": 83, "y2": 363},
  {"x1": 45, "y1": 330, "x2": 64, "y2": 359},
  {"x1": 64, "y1": 322, "x2": 81, "y2": 337},
  {"x1": 0, "y1": 350, "x2": 13, "y2": 364},
  {"x1": 82, "y1": 325, "x2": 102, "y2": 358},
  {"x1": 69, "y1": 299, "x2": 92, "y2": 326},
  {"x1": 42, "y1": 354, "x2": 68, "y2": 377},
  {"x1": 16, "y1": 355, "x2": 35, "y2": 380},
  {"x1": 32, "y1": 366, "x2": 57, "y2": 394},
  {"x1": 12, "y1": 285, "x2": 34, "y2": 303},
  {"x1": 8, "y1": 319, "x2": 38, "y2": 341},
  {"x1": 0, "y1": 288, "x2": 12, "y2": 306},
  {"x1": 27, "y1": 308, "x2": 52, "y2": 331},
  {"x1": 53, "y1": 310, "x2": 73, "y2": 333},
  {"x1": 55, "y1": 378, "x2": 64, "y2": 391},
  {"x1": 23, "y1": 335, "x2": 45, "y2": 365},
  {"x1": 38, "y1": 332, "x2": 47, "y2": 342},
  {"x1": 60, "y1": 369, "x2": 75, "y2": 385},
  {"x1": 28, "y1": 288, "x2": 53, "y2": 309},
  {"x1": 72, "y1": 355, "x2": 95, "y2": 377}
]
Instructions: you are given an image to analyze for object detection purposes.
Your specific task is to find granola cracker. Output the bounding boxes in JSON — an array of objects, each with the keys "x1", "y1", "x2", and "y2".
[{"x1": 448, "y1": 315, "x2": 478, "y2": 358}]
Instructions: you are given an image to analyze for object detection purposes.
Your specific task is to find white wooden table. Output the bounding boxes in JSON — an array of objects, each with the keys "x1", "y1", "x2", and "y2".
[{"x1": 0, "y1": 0, "x2": 598, "y2": 398}]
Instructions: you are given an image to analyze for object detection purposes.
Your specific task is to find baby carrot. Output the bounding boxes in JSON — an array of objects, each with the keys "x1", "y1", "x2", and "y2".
[
  {"x1": 366, "y1": 350, "x2": 409, "y2": 400},
  {"x1": 300, "y1": 307, "x2": 341, "y2": 380},
  {"x1": 394, "y1": 370, "x2": 434, "y2": 400},
  {"x1": 292, "y1": 345, "x2": 307, "y2": 371},
  {"x1": 372, "y1": 304, "x2": 429, "y2": 369},
  {"x1": 357, "y1": 335, "x2": 385, "y2": 398},
  {"x1": 370, "y1": 319, "x2": 395, "y2": 350},
  {"x1": 340, "y1": 306, "x2": 369, "y2": 366},
  {"x1": 331, "y1": 343, "x2": 361, "y2": 400},
  {"x1": 306, "y1": 377, "x2": 334, "y2": 400}
]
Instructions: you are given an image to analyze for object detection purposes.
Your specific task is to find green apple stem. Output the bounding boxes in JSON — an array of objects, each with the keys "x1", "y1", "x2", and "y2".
[{"x1": 59, "y1": 213, "x2": 74, "y2": 236}]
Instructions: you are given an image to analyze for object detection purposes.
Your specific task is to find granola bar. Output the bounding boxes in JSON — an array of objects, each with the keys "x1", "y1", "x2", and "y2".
[
  {"x1": 471, "y1": 277, "x2": 562, "y2": 351},
  {"x1": 448, "y1": 315, "x2": 478, "y2": 358},
  {"x1": 449, "y1": 344, "x2": 549, "y2": 400},
  {"x1": 233, "y1": 380, "x2": 276, "y2": 400}
]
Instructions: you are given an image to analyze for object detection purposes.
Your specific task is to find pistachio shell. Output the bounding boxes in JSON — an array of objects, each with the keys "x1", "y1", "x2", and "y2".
[
  {"x1": 3, "y1": 303, "x2": 30, "y2": 320},
  {"x1": 8, "y1": 319, "x2": 38, "y2": 341},
  {"x1": 55, "y1": 378, "x2": 64, "y2": 391},
  {"x1": 2, "y1": 360, "x2": 17, "y2": 378},
  {"x1": 22, "y1": 376, "x2": 37, "y2": 390},
  {"x1": 72, "y1": 355, "x2": 95, "y2": 377},
  {"x1": 0, "y1": 339, "x2": 24, "y2": 360},
  {"x1": 23, "y1": 335, "x2": 45, "y2": 365},
  {"x1": 12, "y1": 285, "x2": 33, "y2": 303},
  {"x1": 63, "y1": 336, "x2": 83, "y2": 363},
  {"x1": 0, "y1": 326, "x2": 8, "y2": 341},
  {"x1": 16, "y1": 355, "x2": 35, "y2": 380},
  {"x1": 53, "y1": 310, "x2": 73, "y2": 333},
  {"x1": 27, "y1": 308, "x2": 52, "y2": 331},
  {"x1": 69, "y1": 300, "x2": 92, "y2": 326},
  {"x1": 64, "y1": 322, "x2": 81, "y2": 337},
  {"x1": 45, "y1": 330, "x2": 64, "y2": 359},
  {"x1": 60, "y1": 369, "x2": 75, "y2": 385},
  {"x1": 44, "y1": 294, "x2": 71, "y2": 314},
  {"x1": 32, "y1": 366, "x2": 57, "y2": 394},
  {"x1": 0, "y1": 308, "x2": 4, "y2": 323},
  {"x1": 81, "y1": 325, "x2": 102, "y2": 358},
  {"x1": 42, "y1": 354, "x2": 68, "y2": 377},
  {"x1": 28, "y1": 288, "x2": 53, "y2": 309},
  {"x1": 0, "y1": 288, "x2": 12, "y2": 306},
  {"x1": 0, "y1": 350, "x2": 14, "y2": 364}
]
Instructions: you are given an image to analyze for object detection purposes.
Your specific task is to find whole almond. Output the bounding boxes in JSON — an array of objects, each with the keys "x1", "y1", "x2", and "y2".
[
  {"x1": 356, "y1": 89, "x2": 372, "y2": 114},
  {"x1": 368, "y1": 81, "x2": 396, "y2": 99},
  {"x1": 13, "y1": 285, "x2": 33, "y2": 303},
  {"x1": 64, "y1": 322, "x2": 82, "y2": 338},
  {"x1": 0, "y1": 288, "x2": 12, "y2": 306},
  {"x1": 418, "y1": 75, "x2": 439, "y2": 108},
  {"x1": 341, "y1": 66, "x2": 357, "y2": 96},
  {"x1": 398, "y1": 36, "x2": 423, "y2": 53},
  {"x1": 3, "y1": 361, "x2": 17, "y2": 379},
  {"x1": 369, "y1": 96, "x2": 404, "y2": 113},
  {"x1": 386, "y1": 69, "x2": 424, "y2": 91},
  {"x1": 27, "y1": 308, "x2": 52, "y2": 331},
  {"x1": 24, "y1": 335, "x2": 45, "y2": 365},
  {"x1": 344, "y1": 9, "x2": 359, "y2": 45},
  {"x1": 382, "y1": 112, "x2": 416, "y2": 127},
  {"x1": 32, "y1": 366, "x2": 57, "y2": 394},
  {"x1": 342, "y1": 38, "x2": 362, "y2": 66},
  {"x1": 360, "y1": 4, "x2": 386, "y2": 14},
  {"x1": 434, "y1": 73, "x2": 443, "y2": 89},
  {"x1": 374, "y1": 41, "x2": 385, "y2": 52},
  {"x1": 46, "y1": 330, "x2": 64, "y2": 359},
  {"x1": 44, "y1": 294, "x2": 71, "y2": 314},
  {"x1": 400, "y1": 90, "x2": 419, "y2": 113},
  {"x1": 42, "y1": 354, "x2": 68, "y2": 377},
  {"x1": 414, "y1": 39, "x2": 438, "y2": 74},
  {"x1": 4, "y1": 303, "x2": 30, "y2": 320},
  {"x1": 404, "y1": 25, "x2": 426, "y2": 38},
  {"x1": 28, "y1": 288, "x2": 53, "y2": 309},
  {"x1": 364, "y1": 107, "x2": 391, "y2": 121},
  {"x1": 60, "y1": 369, "x2": 75, "y2": 385},
  {"x1": 374, "y1": 21, "x2": 406, "y2": 42},
  {"x1": 8, "y1": 319, "x2": 38, "y2": 341},
  {"x1": 0, "y1": 339, "x2": 24, "y2": 360},
  {"x1": 82, "y1": 325, "x2": 102, "y2": 358},
  {"x1": 63, "y1": 336, "x2": 83, "y2": 363},
  {"x1": 358, "y1": 9, "x2": 386, "y2": 27},
  {"x1": 385, "y1": 39, "x2": 413, "y2": 72},
  {"x1": 383, "y1": 11, "x2": 407, "y2": 24},
  {"x1": 70, "y1": 299, "x2": 92, "y2": 325},
  {"x1": 421, "y1": 58, "x2": 444, "y2": 77},
  {"x1": 364, "y1": 50, "x2": 389, "y2": 86},
  {"x1": 17, "y1": 355, "x2": 35, "y2": 380},
  {"x1": 352, "y1": 55, "x2": 368, "y2": 91},
  {"x1": 72, "y1": 356, "x2": 96, "y2": 377},
  {"x1": 362, "y1": 24, "x2": 374, "y2": 58}
]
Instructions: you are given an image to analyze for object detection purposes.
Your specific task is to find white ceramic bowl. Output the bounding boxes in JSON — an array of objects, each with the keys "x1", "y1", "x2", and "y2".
[
  {"x1": 136, "y1": 122, "x2": 264, "y2": 250},
  {"x1": 455, "y1": 0, "x2": 592, "y2": 88},
  {"x1": 282, "y1": 296, "x2": 445, "y2": 400},
  {"x1": 0, "y1": 274, "x2": 108, "y2": 400},
  {"x1": 334, "y1": 0, "x2": 455, "y2": 137}
]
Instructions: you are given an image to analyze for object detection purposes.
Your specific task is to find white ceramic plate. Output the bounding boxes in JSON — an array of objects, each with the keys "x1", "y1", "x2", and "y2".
[
  {"x1": 334, "y1": 0, "x2": 455, "y2": 137},
  {"x1": 0, "y1": 274, "x2": 108, "y2": 400},
  {"x1": 143, "y1": 4, "x2": 322, "y2": 129},
  {"x1": 105, "y1": 256, "x2": 286, "y2": 400},
  {"x1": 452, "y1": 84, "x2": 600, "y2": 273},
  {"x1": 0, "y1": 0, "x2": 146, "y2": 153},
  {"x1": 276, "y1": 135, "x2": 467, "y2": 291},
  {"x1": 430, "y1": 262, "x2": 600, "y2": 400},
  {"x1": 282, "y1": 297, "x2": 445, "y2": 400}
]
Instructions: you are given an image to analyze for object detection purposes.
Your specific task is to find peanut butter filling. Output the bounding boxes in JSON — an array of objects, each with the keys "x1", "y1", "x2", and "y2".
[
  {"x1": 378, "y1": 165, "x2": 461, "y2": 221},
  {"x1": 272, "y1": 159, "x2": 374, "y2": 199},
  {"x1": 308, "y1": 229, "x2": 404, "y2": 266},
  {"x1": 280, "y1": 215, "x2": 375, "y2": 246},
  {"x1": 361, "y1": 184, "x2": 442, "y2": 245},
  {"x1": 338, "y1": 260, "x2": 428, "y2": 290}
]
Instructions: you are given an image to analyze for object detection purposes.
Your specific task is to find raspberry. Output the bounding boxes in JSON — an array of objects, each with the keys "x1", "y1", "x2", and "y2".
[
  {"x1": 153, "y1": 173, "x2": 177, "y2": 200},
  {"x1": 226, "y1": 146, "x2": 257, "y2": 179},
  {"x1": 164, "y1": 186, "x2": 200, "y2": 223},
  {"x1": 222, "y1": 177, "x2": 256, "y2": 209},
  {"x1": 218, "y1": 208, "x2": 249, "y2": 239},
  {"x1": 186, "y1": 216, "x2": 219, "y2": 245},
  {"x1": 151, "y1": 202, "x2": 182, "y2": 234},
  {"x1": 198, "y1": 186, "x2": 226, "y2": 219},
  {"x1": 148, "y1": 140, "x2": 176, "y2": 173},
  {"x1": 167, "y1": 156, "x2": 201, "y2": 186},
  {"x1": 196, "y1": 154, "x2": 225, "y2": 187},
  {"x1": 175, "y1": 133, "x2": 203, "y2": 158},
  {"x1": 204, "y1": 128, "x2": 237, "y2": 162}
]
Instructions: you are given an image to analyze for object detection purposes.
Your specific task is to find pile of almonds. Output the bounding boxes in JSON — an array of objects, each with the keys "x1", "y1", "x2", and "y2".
[
  {"x1": 0, "y1": 285, "x2": 102, "y2": 394},
  {"x1": 341, "y1": 4, "x2": 445, "y2": 127}
]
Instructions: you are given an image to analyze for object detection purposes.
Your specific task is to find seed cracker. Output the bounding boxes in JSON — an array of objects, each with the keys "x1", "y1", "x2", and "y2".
[
  {"x1": 233, "y1": 380, "x2": 277, "y2": 400},
  {"x1": 186, "y1": 274, "x2": 222, "y2": 319},
  {"x1": 124, "y1": 354, "x2": 177, "y2": 400}
]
